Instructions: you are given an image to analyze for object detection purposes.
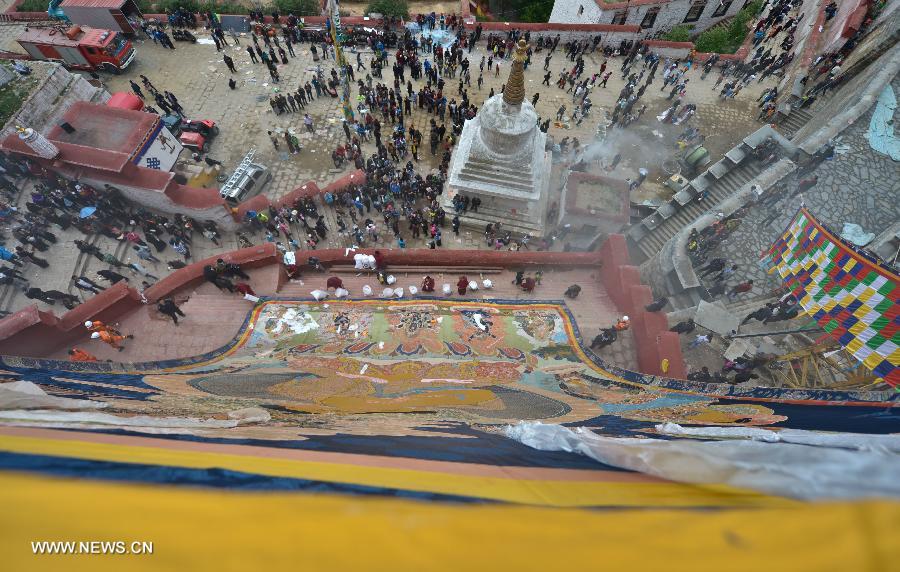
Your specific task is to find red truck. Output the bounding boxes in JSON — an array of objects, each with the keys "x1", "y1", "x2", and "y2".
[{"x1": 17, "y1": 25, "x2": 135, "y2": 74}]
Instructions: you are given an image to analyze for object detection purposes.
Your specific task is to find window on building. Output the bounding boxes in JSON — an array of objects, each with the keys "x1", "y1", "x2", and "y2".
[
  {"x1": 611, "y1": 10, "x2": 628, "y2": 25},
  {"x1": 713, "y1": 0, "x2": 733, "y2": 16},
  {"x1": 641, "y1": 7, "x2": 661, "y2": 28},
  {"x1": 683, "y1": 0, "x2": 707, "y2": 22}
]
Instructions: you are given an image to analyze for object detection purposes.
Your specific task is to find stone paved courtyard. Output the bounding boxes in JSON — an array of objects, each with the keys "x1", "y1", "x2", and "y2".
[{"x1": 92, "y1": 28, "x2": 773, "y2": 201}]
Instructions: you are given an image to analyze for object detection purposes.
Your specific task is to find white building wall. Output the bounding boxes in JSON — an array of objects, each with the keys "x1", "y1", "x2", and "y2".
[
  {"x1": 550, "y1": 0, "x2": 747, "y2": 36},
  {"x1": 549, "y1": 0, "x2": 603, "y2": 24}
]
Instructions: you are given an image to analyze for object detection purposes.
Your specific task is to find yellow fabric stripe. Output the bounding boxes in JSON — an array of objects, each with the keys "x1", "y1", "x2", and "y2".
[
  {"x1": 0, "y1": 434, "x2": 788, "y2": 508},
  {"x1": 0, "y1": 472, "x2": 896, "y2": 572}
]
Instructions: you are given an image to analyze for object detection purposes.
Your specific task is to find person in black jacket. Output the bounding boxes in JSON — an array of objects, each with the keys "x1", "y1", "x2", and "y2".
[{"x1": 157, "y1": 298, "x2": 186, "y2": 325}]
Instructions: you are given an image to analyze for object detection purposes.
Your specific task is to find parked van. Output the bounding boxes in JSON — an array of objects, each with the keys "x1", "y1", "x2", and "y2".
[{"x1": 220, "y1": 151, "x2": 271, "y2": 204}]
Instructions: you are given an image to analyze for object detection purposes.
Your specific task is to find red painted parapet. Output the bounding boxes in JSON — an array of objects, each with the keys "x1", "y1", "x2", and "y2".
[
  {"x1": 144, "y1": 243, "x2": 279, "y2": 304},
  {"x1": 322, "y1": 169, "x2": 367, "y2": 195},
  {"x1": 0, "y1": 244, "x2": 280, "y2": 357},
  {"x1": 274, "y1": 181, "x2": 322, "y2": 210},
  {"x1": 233, "y1": 170, "x2": 366, "y2": 222},
  {"x1": 0, "y1": 282, "x2": 141, "y2": 357},
  {"x1": 594, "y1": 233, "x2": 687, "y2": 378},
  {"x1": 657, "y1": 331, "x2": 687, "y2": 378}
]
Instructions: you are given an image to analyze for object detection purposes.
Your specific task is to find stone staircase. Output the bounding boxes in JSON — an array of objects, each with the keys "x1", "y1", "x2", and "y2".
[
  {"x1": 451, "y1": 199, "x2": 546, "y2": 236},
  {"x1": 458, "y1": 155, "x2": 535, "y2": 194},
  {"x1": 630, "y1": 160, "x2": 765, "y2": 262},
  {"x1": 776, "y1": 106, "x2": 816, "y2": 139}
]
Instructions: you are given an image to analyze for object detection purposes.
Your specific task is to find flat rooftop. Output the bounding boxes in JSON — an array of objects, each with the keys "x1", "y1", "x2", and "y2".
[{"x1": 48, "y1": 101, "x2": 158, "y2": 156}]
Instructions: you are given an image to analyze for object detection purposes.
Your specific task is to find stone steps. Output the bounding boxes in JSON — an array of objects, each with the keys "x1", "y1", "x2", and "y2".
[
  {"x1": 634, "y1": 161, "x2": 764, "y2": 261},
  {"x1": 451, "y1": 204, "x2": 546, "y2": 235},
  {"x1": 457, "y1": 169, "x2": 535, "y2": 193},
  {"x1": 463, "y1": 156, "x2": 535, "y2": 180},
  {"x1": 778, "y1": 107, "x2": 815, "y2": 139}
]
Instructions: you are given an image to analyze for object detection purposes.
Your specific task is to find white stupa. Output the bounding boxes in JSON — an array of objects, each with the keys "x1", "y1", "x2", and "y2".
[{"x1": 444, "y1": 39, "x2": 552, "y2": 235}]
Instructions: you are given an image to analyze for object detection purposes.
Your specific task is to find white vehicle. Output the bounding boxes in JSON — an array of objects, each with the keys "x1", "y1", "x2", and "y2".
[{"x1": 219, "y1": 150, "x2": 271, "y2": 205}]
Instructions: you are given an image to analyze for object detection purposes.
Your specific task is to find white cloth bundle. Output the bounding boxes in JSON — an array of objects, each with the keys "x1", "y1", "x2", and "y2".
[
  {"x1": 394, "y1": 287, "x2": 404, "y2": 298},
  {"x1": 334, "y1": 287, "x2": 350, "y2": 298},
  {"x1": 482, "y1": 279, "x2": 493, "y2": 289},
  {"x1": 468, "y1": 281, "x2": 478, "y2": 291},
  {"x1": 381, "y1": 288, "x2": 394, "y2": 298},
  {"x1": 362, "y1": 284, "x2": 373, "y2": 296},
  {"x1": 442, "y1": 284, "x2": 452, "y2": 295},
  {"x1": 408, "y1": 286, "x2": 418, "y2": 296},
  {"x1": 386, "y1": 274, "x2": 397, "y2": 285},
  {"x1": 310, "y1": 290, "x2": 329, "y2": 301}
]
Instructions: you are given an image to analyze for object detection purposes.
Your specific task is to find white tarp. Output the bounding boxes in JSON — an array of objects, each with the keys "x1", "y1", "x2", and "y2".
[
  {"x1": 504, "y1": 421, "x2": 900, "y2": 500},
  {"x1": 0, "y1": 407, "x2": 270, "y2": 430},
  {"x1": 0, "y1": 381, "x2": 107, "y2": 411},
  {"x1": 655, "y1": 422, "x2": 900, "y2": 452}
]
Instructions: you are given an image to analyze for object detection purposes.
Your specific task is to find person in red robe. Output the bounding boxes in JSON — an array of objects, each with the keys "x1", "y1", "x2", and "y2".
[
  {"x1": 521, "y1": 277, "x2": 536, "y2": 292},
  {"x1": 284, "y1": 264, "x2": 301, "y2": 280},
  {"x1": 326, "y1": 276, "x2": 344, "y2": 290},
  {"x1": 373, "y1": 250, "x2": 385, "y2": 270},
  {"x1": 422, "y1": 275, "x2": 435, "y2": 292},
  {"x1": 456, "y1": 276, "x2": 469, "y2": 295}
]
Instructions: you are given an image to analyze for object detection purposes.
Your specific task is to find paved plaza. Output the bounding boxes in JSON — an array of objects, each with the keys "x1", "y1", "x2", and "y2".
[{"x1": 94, "y1": 28, "x2": 773, "y2": 202}]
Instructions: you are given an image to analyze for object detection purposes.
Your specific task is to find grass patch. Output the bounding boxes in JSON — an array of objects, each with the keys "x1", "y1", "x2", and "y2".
[
  {"x1": 15, "y1": 0, "x2": 51, "y2": 12},
  {"x1": 0, "y1": 64, "x2": 39, "y2": 129},
  {"x1": 694, "y1": 0, "x2": 763, "y2": 53},
  {"x1": 663, "y1": 25, "x2": 693, "y2": 42}
]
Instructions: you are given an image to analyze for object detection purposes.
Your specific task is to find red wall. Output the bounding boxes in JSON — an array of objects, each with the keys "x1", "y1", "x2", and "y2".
[
  {"x1": 0, "y1": 237, "x2": 685, "y2": 378},
  {"x1": 597, "y1": 235, "x2": 687, "y2": 378},
  {"x1": 0, "y1": 244, "x2": 280, "y2": 357}
]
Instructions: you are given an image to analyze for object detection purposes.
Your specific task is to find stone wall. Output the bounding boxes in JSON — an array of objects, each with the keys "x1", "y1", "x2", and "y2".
[
  {"x1": 793, "y1": 43, "x2": 900, "y2": 152},
  {"x1": 0, "y1": 62, "x2": 108, "y2": 139}
]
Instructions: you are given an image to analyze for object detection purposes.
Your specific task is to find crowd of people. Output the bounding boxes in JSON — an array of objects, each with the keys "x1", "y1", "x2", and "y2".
[
  {"x1": 3, "y1": 0, "x2": 853, "y2": 383},
  {"x1": 0, "y1": 157, "x2": 228, "y2": 320}
]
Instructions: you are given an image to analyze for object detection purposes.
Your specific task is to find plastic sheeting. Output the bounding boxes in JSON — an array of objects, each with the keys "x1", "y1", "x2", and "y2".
[
  {"x1": 504, "y1": 421, "x2": 900, "y2": 500},
  {"x1": 656, "y1": 422, "x2": 900, "y2": 453},
  {"x1": 406, "y1": 22, "x2": 457, "y2": 49},
  {"x1": 0, "y1": 381, "x2": 107, "y2": 411},
  {"x1": 840, "y1": 222, "x2": 875, "y2": 246},
  {"x1": 867, "y1": 85, "x2": 900, "y2": 161},
  {"x1": 0, "y1": 407, "x2": 270, "y2": 430}
]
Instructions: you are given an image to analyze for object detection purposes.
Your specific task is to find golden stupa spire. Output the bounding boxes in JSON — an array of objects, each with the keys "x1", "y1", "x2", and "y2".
[{"x1": 502, "y1": 39, "x2": 528, "y2": 108}]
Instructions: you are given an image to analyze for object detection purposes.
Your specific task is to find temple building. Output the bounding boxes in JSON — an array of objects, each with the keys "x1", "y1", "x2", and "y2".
[{"x1": 444, "y1": 39, "x2": 553, "y2": 236}]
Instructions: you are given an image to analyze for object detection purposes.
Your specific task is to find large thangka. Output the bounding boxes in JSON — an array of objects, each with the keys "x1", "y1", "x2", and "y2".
[
  {"x1": 2, "y1": 299, "x2": 895, "y2": 440},
  {"x1": 0, "y1": 295, "x2": 899, "y2": 560}
]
